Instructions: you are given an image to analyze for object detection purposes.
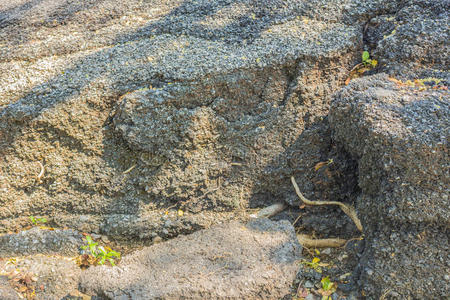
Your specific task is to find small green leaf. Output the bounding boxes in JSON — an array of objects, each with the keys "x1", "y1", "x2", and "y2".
[
  {"x1": 362, "y1": 51, "x2": 370, "y2": 62},
  {"x1": 321, "y1": 276, "x2": 333, "y2": 291},
  {"x1": 89, "y1": 243, "x2": 98, "y2": 254},
  {"x1": 109, "y1": 258, "x2": 116, "y2": 266},
  {"x1": 98, "y1": 246, "x2": 106, "y2": 255},
  {"x1": 107, "y1": 251, "x2": 120, "y2": 258}
]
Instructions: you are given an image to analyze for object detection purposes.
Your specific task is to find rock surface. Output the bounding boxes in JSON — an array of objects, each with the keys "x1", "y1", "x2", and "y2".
[
  {"x1": 0, "y1": 255, "x2": 82, "y2": 300},
  {"x1": 327, "y1": 0, "x2": 449, "y2": 296},
  {"x1": 0, "y1": 276, "x2": 18, "y2": 300},
  {"x1": 0, "y1": 0, "x2": 366, "y2": 237},
  {"x1": 80, "y1": 218, "x2": 302, "y2": 299},
  {"x1": 0, "y1": 227, "x2": 83, "y2": 256},
  {"x1": 1, "y1": 0, "x2": 449, "y2": 298},
  {"x1": 330, "y1": 75, "x2": 449, "y2": 298}
]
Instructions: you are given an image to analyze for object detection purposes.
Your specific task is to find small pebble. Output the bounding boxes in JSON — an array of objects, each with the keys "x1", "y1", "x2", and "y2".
[
  {"x1": 339, "y1": 272, "x2": 351, "y2": 281},
  {"x1": 305, "y1": 294, "x2": 316, "y2": 300},
  {"x1": 304, "y1": 280, "x2": 315, "y2": 288},
  {"x1": 322, "y1": 248, "x2": 332, "y2": 255},
  {"x1": 312, "y1": 271, "x2": 322, "y2": 281},
  {"x1": 91, "y1": 233, "x2": 101, "y2": 240},
  {"x1": 338, "y1": 253, "x2": 348, "y2": 261},
  {"x1": 338, "y1": 282, "x2": 354, "y2": 292}
]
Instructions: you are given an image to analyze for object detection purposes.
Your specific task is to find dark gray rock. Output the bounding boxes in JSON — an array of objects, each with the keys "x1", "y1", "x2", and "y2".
[
  {"x1": 367, "y1": 0, "x2": 449, "y2": 78},
  {"x1": 329, "y1": 74, "x2": 449, "y2": 298},
  {"x1": 331, "y1": 74, "x2": 449, "y2": 225},
  {"x1": 80, "y1": 218, "x2": 302, "y2": 299},
  {"x1": 0, "y1": 227, "x2": 84, "y2": 256}
]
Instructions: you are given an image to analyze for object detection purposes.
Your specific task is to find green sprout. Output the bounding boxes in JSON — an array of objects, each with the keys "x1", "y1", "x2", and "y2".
[
  {"x1": 81, "y1": 235, "x2": 121, "y2": 266},
  {"x1": 29, "y1": 216, "x2": 47, "y2": 226},
  {"x1": 362, "y1": 51, "x2": 378, "y2": 67},
  {"x1": 321, "y1": 276, "x2": 334, "y2": 291},
  {"x1": 319, "y1": 276, "x2": 337, "y2": 300},
  {"x1": 301, "y1": 257, "x2": 323, "y2": 273}
]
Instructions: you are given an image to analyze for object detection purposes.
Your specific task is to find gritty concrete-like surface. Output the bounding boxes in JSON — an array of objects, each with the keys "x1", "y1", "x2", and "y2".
[
  {"x1": 0, "y1": 0, "x2": 362, "y2": 238},
  {"x1": 1, "y1": 0, "x2": 449, "y2": 298},
  {"x1": 80, "y1": 218, "x2": 302, "y2": 299},
  {"x1": 0, "y1": 255, "x2": 82, "y2": 300},
  {"x1": 330, "y1": 74, "x2": 449, "y2": 298},
  {"x1": 0, "y1": 227, "x2": 83, "y2": 256}
]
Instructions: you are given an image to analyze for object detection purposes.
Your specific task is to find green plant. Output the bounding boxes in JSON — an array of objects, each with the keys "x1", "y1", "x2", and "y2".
[
  {"x1": 321, "y1": 276, "x2": 334, "y2": 291},
  {"x1": 81, "y1": 235, "x2": 121, "y2": 266},
  {"x1": 29, "y1": 216, "x2": 47, "y2": 226},
  {"x1": 362, "y1": 51, "x2": 377, "y2": 67},
  {"x1": 301, "y1": 257, "x2": 323, "y2": 273},
  {"x1": 319, "y1": 276, "x2": 337, "y2": 300}
]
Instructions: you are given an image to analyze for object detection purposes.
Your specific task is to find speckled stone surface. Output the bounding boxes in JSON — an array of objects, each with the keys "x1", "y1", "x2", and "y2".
[
  {"x1": 0, "y1": 227, "x2": 83, "y2": 256},
  {"x1": 80, "y1": 218, "x2": 302, "y2": 299},
  {"x1": 330, "y1": 74, "x2": 449, "y2": 298},
  {"x1": 0, "y1": 0, "x2": 363, "y2": 236},
  {"x1": 0, "y1": 0, "x2": 449, "y2": 298}
]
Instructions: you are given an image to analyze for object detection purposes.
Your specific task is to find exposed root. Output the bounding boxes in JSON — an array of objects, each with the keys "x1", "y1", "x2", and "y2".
[
  {"x1": 122, "y1": 164, "x2": 136, "y2": 174},
  {"x1": 251, "y1": 202, "x2": 287, "y2": 218},
  {"x1": 290, "y1": 176, "x2": 363, "y2": 232},
  {"x1": 297, "y1": 234, "x2": 346, "y2": 248},
  {"x1": 291, "y1": 176, "x2": 363, "y2": 248}
]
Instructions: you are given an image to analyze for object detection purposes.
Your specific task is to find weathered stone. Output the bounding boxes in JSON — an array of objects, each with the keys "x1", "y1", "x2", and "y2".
[
  {"x1": 367, "y1": 0, "x2": 449, "y2": 77},
  {"x1": 80, "y1": 218, "x2": 302, "y2": 299},
  {"x1": 0, "y1": 255, "x2": 82, "y2": 300},
  {"x1": 0, "y1": 276, "x2": 19, "y2": 300},
  {"x1": 329, "y1": 74, "x2": 449, "y2": 298},
  {"x1": 331, "y1": 74, "x2": 449, "y2": 225},
  {"x1": 0, "y1": 0, "x2": 361, "y2": 237},
  {"x1": 0, "y1": 227, "x2": 84, "y2": 256}
]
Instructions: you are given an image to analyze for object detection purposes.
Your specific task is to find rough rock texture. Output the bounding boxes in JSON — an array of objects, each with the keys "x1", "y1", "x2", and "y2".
[
  {"x1": 80, "y1": 218, "x2": 302, "y2": 299},
  {"x1": 0, "y1": 0, "x2": 368, "y2": 237},
  {"x1": 0, "y1": 227, "x2": 83, "y2": 256},
  {"x1": 0, "y1": 276, "x2": 19, "y2": 300},
  {"x1": 1, "y1": 0, "x2": 449, "y2": 299},
  {"x1": 327, "y1": 1, "x2": 450, "y2": 297},
  {"x1": 330, "y1": 74, "x2": 449, "y2": 298},
  {"x1": 367, "y1": 0, "x2": 449, "y2": 78},
  {"x1": 0, "y1": 255, "x2": 82, "y2": 300}
]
